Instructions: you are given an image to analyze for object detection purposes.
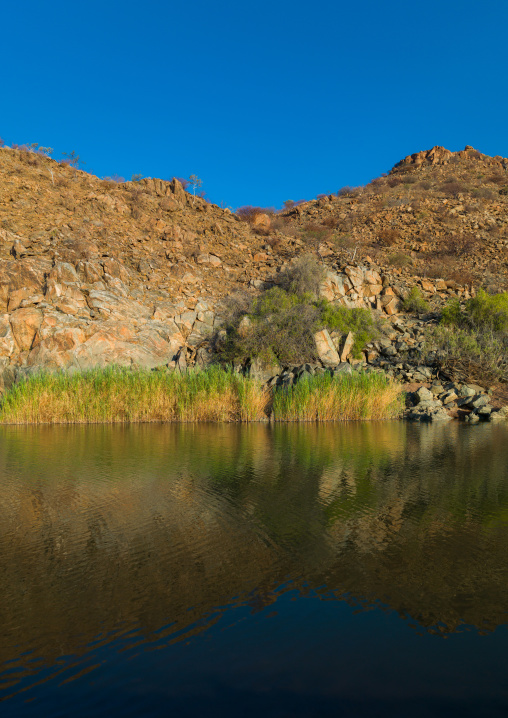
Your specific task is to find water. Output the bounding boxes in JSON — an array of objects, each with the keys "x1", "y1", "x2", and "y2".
[{"x1": 1, "y1": 422, "x2": 508, "y2": 717}]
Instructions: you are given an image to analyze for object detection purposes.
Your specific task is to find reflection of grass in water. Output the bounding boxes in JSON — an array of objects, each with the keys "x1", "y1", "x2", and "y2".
[{"x1": 2, "y1": 422, "x2": 508, "y2": 635}]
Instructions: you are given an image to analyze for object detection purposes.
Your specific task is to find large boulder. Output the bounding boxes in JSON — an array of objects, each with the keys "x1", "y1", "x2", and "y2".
[{"x1": 314, "y1": 329, "x2": 340, "y2": 366}]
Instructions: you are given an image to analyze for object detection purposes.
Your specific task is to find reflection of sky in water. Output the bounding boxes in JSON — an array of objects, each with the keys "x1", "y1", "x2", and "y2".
[{"x1": 1, "y1": 422, "x2": 508, "y2": 717}]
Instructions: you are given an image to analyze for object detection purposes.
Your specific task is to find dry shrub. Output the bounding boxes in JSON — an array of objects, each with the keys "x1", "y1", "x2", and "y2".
[
  {"x1": 270, "y1": 217, "x2": 297, "y2": 239},
  {"x1": 447, "y1": 233, "x2": 476, "y2": 257},
  {"x1": 253, "y1": 226, "x2": 271, "y2": 236},
  {"x1": 378, "y1": 228, "x2": 400, "y2": 246},
  {"x1": 366, "y1": 177, "x2": 388, "y2": 194},
  {"x1": 487, "y1": 174, "x2": 505, "y2": 185},
  {"x1": 464, "y1": 202, "x2": 480, "y2": 213},
  {"x1": 423, "y1": 256, "x2": 457, "y2": 279},
  {"x1": 441, "y1": 180, "x2": 466, "y2": 197},
  {"x1": 337, "y1": 186, "x2": 362, "y2": 198},
  {"x1": 236, "y1": 206, "x2": 275, "y2": 223},
  {"x1": 266, "y1": 236, "x2": 282, "y2": 252},
  {"x1": 278, "y1": 254, "x2": 325, "y2": 296},
  {"x1": 103, "y1": 174, "x2": 125, "y2": 184},
  {"x1": 419, "y1": 180, "x2": 433, "y2": 190},
  {"x1": 472, "y1": 187, "x2": 496, "y2": 200},
  {"x1": 173, "y1": 177, "x2": 190, "y2": 190},
  {"x1": 300, "y1": 223, "x2": 332, "y2": 247},
  {"x1": 423, "y1": 257, "x2": 474, "y2": 285},
  {"x1": 321, "y1": 216, "x2": 337, "y2": 229},
  {"x1": 387, "y1": 252, "x2": 412, "y2": 268}
]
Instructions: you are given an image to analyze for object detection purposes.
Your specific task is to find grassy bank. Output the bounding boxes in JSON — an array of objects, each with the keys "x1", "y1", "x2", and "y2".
[
  {"x1": 272, "y1": 371, "x2": 403, "y2": 421},
  {"x1": 0, "y1": 366, "x2": 403, "y2": 424}
]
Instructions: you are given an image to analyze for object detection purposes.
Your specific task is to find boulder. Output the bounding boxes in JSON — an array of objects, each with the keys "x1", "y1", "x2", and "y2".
[
  {"x1": 248, "y1": 357, "x2": 280, "y2": 383},
  {"x1": 314, "y1": 329, "x2": 340, "y2": 366},
  {"x1": 339, "y1": 331, "x2": 355, "y2": 362},
  {"x1": 415, "y1": 386, "x2": 434, "y2": 403}
]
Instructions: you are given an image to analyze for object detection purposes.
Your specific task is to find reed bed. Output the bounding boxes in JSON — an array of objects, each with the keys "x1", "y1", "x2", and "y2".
[
  {"x1": 271, "y1": 371, "x2": 403, "y2": 422},
  {"x1": 0, "y1": 366, "x2": 269, "y2": 424},
  {"x1": 0, "y1": 366, "x2": 403, "y2": 424}
]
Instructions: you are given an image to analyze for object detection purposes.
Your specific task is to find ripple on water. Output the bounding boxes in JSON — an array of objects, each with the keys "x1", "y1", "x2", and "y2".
[{"x1": 1, "y1": 422, "x2": 508, "y2": 714}]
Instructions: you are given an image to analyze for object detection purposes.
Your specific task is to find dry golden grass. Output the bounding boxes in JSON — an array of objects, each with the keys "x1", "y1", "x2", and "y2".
[
  {"x1": 0, "y1": 366, "x2": 270, "y2": 424},
  {"x1": 272, "y1": 371, "x2": 403, "y2": 422},
  {"x1": 0, "y1": 366, "x2": 403, "y2": 424}
]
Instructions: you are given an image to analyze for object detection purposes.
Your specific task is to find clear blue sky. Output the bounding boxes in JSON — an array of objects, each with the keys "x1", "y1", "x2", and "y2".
[{"x1": 2, "y1": 0, "x2": 507, "y2": 209}]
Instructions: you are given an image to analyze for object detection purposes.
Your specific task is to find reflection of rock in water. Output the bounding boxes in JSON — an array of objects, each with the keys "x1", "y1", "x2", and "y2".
[{"x1": 1, "y1": 422, "x2": 508, "y2": 676}]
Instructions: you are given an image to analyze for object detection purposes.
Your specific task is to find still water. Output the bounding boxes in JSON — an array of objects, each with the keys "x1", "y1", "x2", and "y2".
[{"x1": 1, "y1": 422, "x2": 508, "y2": 717}]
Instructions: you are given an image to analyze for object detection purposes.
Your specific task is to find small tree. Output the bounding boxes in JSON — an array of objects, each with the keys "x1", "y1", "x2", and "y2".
[
  {"x1": 188, "y1": 174, "x2": 203, "y2": 195},
  {"x1": 61, "y1": 151, "x2": 83, "y2": 168}
]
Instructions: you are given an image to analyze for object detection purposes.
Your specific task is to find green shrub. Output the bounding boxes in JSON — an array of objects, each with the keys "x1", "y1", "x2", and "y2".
[
  {"x1": 402, "y1": 287, "x2": 430, "y2": 314},
  {"x1": 425, "y1": 324, "x2": 508, "y2": 384},
  {"x1": 219, "y1": 288, "x2": 321, "y2": 365},
  {"x1": 217, "y1": 278, "x2": 380, "y2": 365},
  {"x1": 441, "y1": 298, "x2": 462, "y2": 325},
  {"x1": 442, "y1": 289, "x2": 508, "y2": 331},
  {"x1": 428, "y1": 289, "x2": 508, "y2": 383},
  {"x1": 318, "y1": 303, "x2": 379, "y2": 358}
]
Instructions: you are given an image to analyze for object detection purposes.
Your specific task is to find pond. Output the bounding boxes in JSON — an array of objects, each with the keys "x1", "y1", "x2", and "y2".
[{"x1": 1, "y1": 422, "x2": 508, "y2": 717}]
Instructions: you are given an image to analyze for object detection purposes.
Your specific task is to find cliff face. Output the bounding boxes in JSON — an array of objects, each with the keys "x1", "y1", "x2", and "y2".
[
  {"x1": 0, "y1": 144, "x2": 506, "y2": 389},
  {"x1": 0, "y1": 147, "x2": 285, "y2": 388}
]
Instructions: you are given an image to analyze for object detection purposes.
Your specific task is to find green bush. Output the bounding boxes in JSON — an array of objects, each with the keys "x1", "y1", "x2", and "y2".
[
  {"x1": 402, "y1": 287, "x2": 430, "y2": 314},
  {"x1": 318, "y1": 303, "x2": 379, "y2": 358},
  {"x1": 442, "y1": 289, "x2": 508, "y2": 331},
  {"x1": 217, "y1": 278, "x2": 380, "y2": 365},
  {"x1": 425, "y1": 324, "x2": 508, "y2": 384},
  {"x1": 429, "y1": 289, "x2": 508, "y2": 383}
]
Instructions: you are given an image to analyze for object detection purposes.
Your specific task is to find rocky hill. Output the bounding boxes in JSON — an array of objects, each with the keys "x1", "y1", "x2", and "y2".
[
  {"x1": 0, "y1": 143, "x2": 506, "y2": 392},
  {"x1": 280, "y1": 145, "x2": 508, "y2": 290}
]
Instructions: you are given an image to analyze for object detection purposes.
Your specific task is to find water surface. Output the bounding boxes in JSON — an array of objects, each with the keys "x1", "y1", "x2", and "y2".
[{"x1": 1, "y1": 422, "x2": 508, "y2": 717}]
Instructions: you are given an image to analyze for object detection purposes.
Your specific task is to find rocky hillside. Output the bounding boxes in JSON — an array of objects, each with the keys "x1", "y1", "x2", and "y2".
[
  {"x1": 0, "y1": 143, "x2": 506, "y2": 391},
  {"x1": 279, "y1": 145, "x2": 508, "y2": 290}
]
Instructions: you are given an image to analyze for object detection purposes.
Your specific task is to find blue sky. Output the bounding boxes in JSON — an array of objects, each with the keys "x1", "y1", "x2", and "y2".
[{"x1": 2, "y1": 0, "x2": 507, "y2": 209}]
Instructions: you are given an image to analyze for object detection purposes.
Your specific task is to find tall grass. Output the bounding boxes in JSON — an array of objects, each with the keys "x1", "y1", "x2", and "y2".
[
  {"x1": 0, "y1": 366, "x2": 269, "y2": 424},
  {"x1": 272, "y1": 372, "x2": 403, "y2": 422},
  {"x1": 0, "y1": 366, "x2": 403, "y2": 424}
]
